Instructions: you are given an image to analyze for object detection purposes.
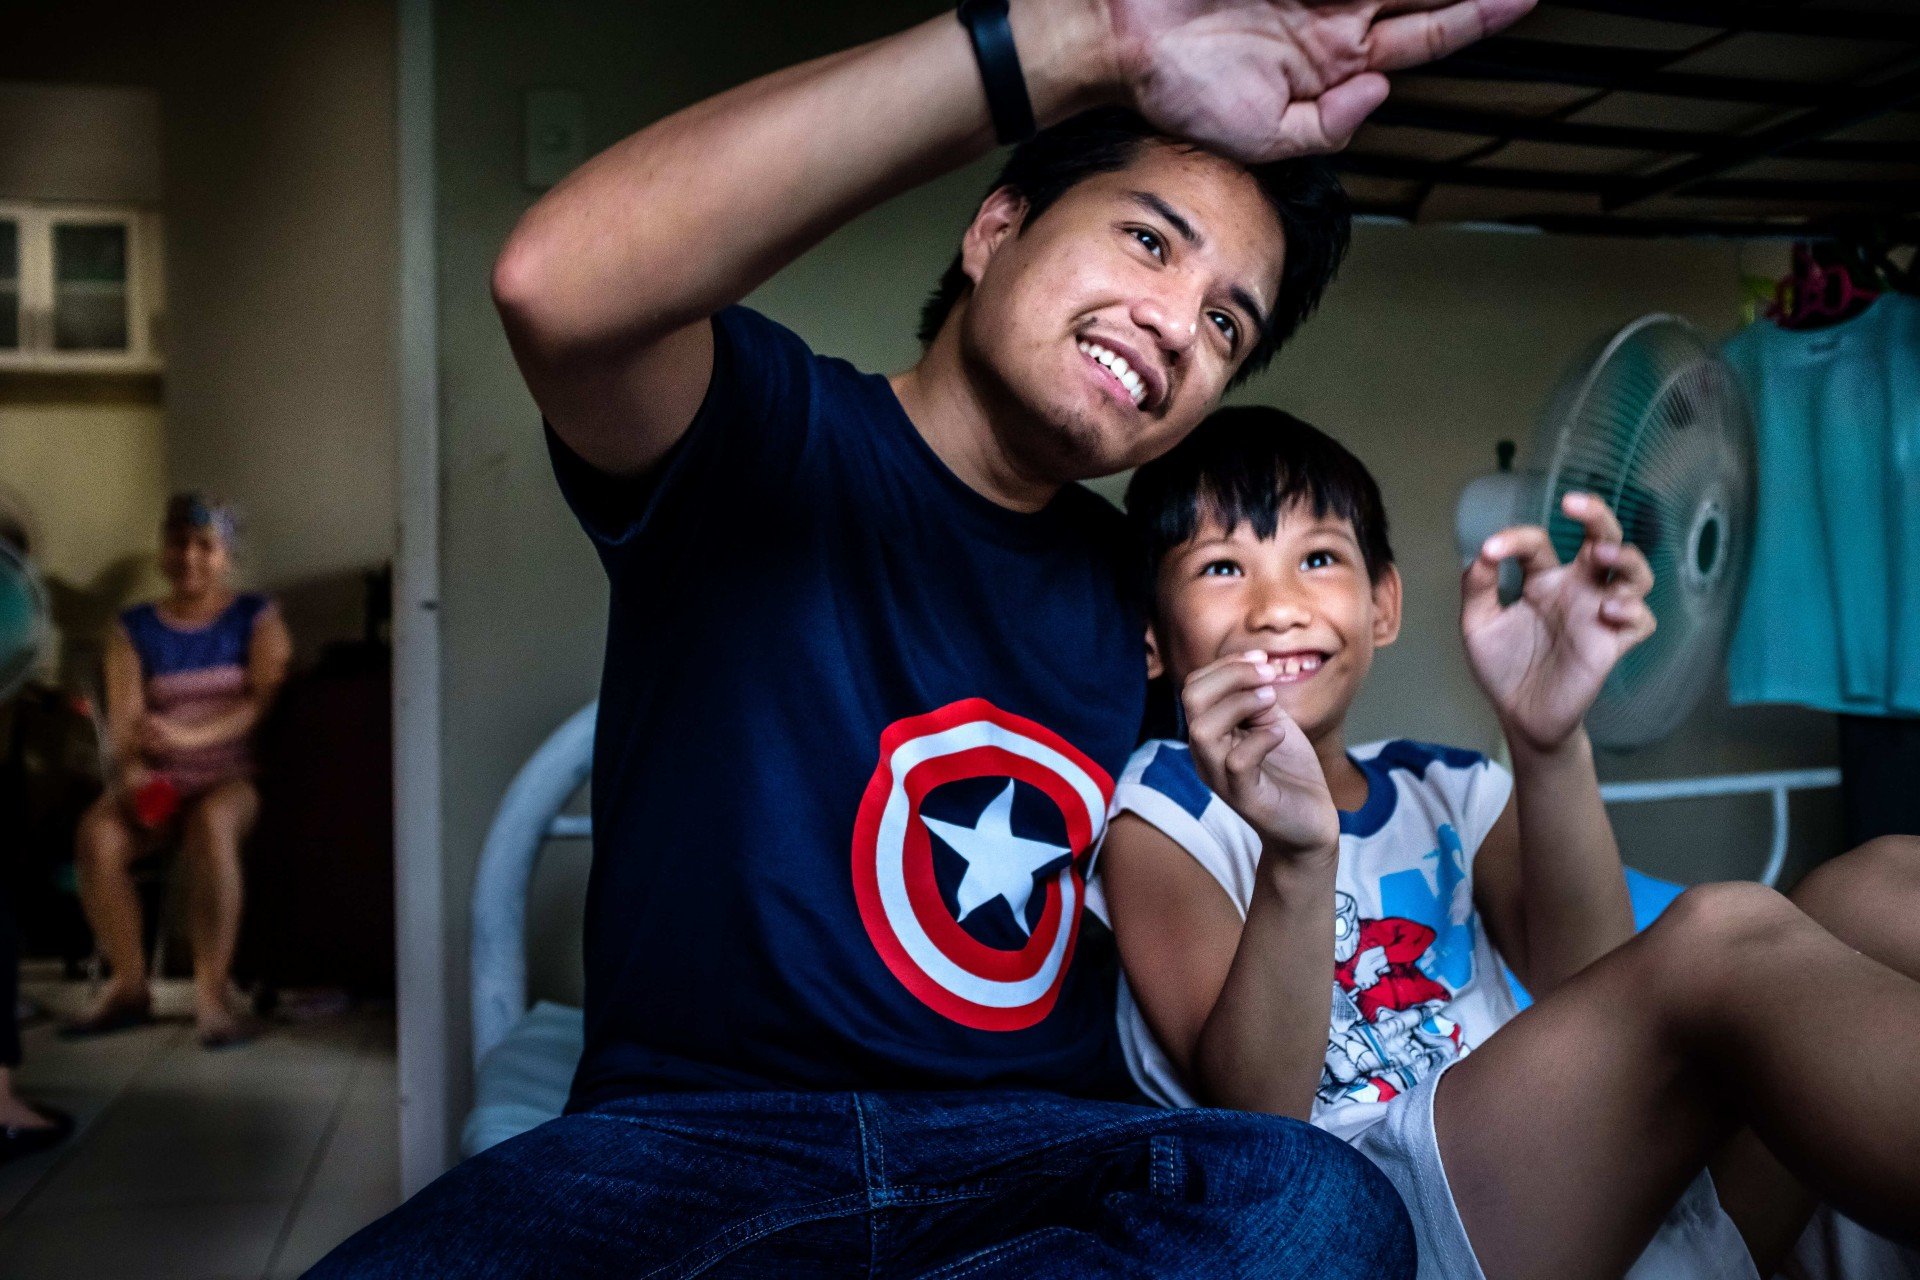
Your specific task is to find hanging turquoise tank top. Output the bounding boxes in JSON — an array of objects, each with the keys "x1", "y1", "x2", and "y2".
[{"x1": 1723, "y1": 293, "x2": 1920, "y2": 716}]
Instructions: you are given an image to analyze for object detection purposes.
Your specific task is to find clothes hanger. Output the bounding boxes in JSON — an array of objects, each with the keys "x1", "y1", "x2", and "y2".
[{"x1": 1768, "y1": 240, "x2": 1880, "y2": 330}]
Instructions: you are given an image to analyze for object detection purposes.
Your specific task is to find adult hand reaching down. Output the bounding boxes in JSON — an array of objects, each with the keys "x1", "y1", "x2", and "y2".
[{"x1": 1104, "y1": 0, "x2": 1540, "y2": 159}]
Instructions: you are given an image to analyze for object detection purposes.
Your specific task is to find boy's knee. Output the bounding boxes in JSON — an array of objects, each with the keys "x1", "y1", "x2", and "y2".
[
  {"x1": 1639, "y1": 882, "x2": 1810, "y2": 997},
  {"x1": 1807, "y1": 835, "x2": 1920, "y2": 893},
  {"x1": 1655, "y1": 882, "x2": 1797, "y2": 947},
  {"x1": 1790, "y1": 835, "x2": 1920, "y2": 932}
]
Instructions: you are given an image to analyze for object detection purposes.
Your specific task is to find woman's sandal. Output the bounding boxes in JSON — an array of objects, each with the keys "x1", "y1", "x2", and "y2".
[
  {"x1": 197, "y1": 1021, "x2": 256, "y2": 1051},
  {"x1": 57, "y1": 997, "x2": 152, "y2": 1040},
  {"x1": 0, "y1": 1106, "x2": 74, "y2": 1166}
]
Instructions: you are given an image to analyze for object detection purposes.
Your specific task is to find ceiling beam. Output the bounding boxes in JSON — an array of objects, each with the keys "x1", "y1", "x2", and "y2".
[
  {"x1": 1337, "y1": 154, "x2": 1613, "y2": 194},
  {"x1": 1370, "y1": 103, "x2": 1720, "y2": 150},
  {"x1": 1680, "y1": 176, "x2": 1920, "y2": 203},
  {"x1": 1604, "y1": 60, "x2": 1920, "y2": 208},
  {"x1": 1542, "y1": 0, "x2": 1920, "y2": 44},
  {"x1": 1368, "y1": 102, "x2": 1920, "y2": 164},
  {"x1": 1493, "y1": 212, "x2": 1908, "y2": 239},
  {"x1": 1349, "y1": 206, "x2": 1920, "y2": 243},
  {"x1": 1423, "y1": 37, "x2": 1848, "y2": 106},
  {"x1": 1340, "y1": 153, "x2": 1920, "y2": 207}
]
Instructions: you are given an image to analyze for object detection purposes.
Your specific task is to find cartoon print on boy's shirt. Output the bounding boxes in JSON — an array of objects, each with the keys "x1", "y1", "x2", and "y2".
[
  {"x1": 1378, "y1": 823, "x2": 1478, "y2": 990},
  {"x1": 1320, "y1": 825, "x2": 1480, "y2": 1107}
]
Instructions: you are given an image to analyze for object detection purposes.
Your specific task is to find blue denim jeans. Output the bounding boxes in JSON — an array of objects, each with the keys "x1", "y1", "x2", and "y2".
[{"x1": 309, "y1": 1089, "x2": 1413, "y2": 1278}]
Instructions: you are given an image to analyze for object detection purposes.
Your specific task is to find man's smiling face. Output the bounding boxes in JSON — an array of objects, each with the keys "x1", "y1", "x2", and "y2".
[{"x1": 955, "y1": 142, "x2": 1289, "y2": 483}]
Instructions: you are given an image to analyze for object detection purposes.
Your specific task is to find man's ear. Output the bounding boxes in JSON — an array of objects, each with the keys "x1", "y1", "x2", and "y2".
[
  {"x1": 1372, "y1": 564, "x2": 1403, "y2": 649},
  {"x1": 960, "y1": 186, "x2": 1028, "y2": 289},
  {"x1": 1145, "y1": 623, "x2": 1166, "y2": 681}
]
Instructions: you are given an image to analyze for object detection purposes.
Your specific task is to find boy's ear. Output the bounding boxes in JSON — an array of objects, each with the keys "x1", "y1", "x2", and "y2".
[
  {"x1": 1372, "y1": 565, "x2": 1404, "y2": 649},
  {"x1": 960, "y1": 186, "x2": 1028, "y2": 289},
  {"x1": 1145, "y1": 624, "x2": 1166, "y2": 681}
]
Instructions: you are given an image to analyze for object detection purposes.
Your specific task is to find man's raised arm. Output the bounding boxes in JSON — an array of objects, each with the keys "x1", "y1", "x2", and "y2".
[{"x1": 490, "y1": 0, "x2": 1534, "y2": 477}]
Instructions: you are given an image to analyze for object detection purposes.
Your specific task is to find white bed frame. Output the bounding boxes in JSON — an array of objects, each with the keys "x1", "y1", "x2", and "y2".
[{"x1": 470, "y1": 702, "x2": 596, "y2": 1067}]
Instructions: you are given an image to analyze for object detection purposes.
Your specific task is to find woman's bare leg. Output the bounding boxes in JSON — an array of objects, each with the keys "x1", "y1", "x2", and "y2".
[
  {"x1": 1434, "y1": 881, "x2": 1920, "y2": 1280},
  {"x1": 180, "y1": 778, "x2": 258, "y2": 1044},
  {"x1": 1709, "y1": 835, "x2": 1920, "y2": 1273},
  {"x1": 72, "y1": 794, "x2": 152, "y2": 1022}
]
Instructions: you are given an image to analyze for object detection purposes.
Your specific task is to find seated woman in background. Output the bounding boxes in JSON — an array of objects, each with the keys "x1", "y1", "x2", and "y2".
[{"x1": 63, "y1": 494, "x2": 291, "y2": 1048}]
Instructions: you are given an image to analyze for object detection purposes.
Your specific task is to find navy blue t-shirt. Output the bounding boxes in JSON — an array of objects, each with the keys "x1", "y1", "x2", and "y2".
[{"x1": 551, "y1": 307, "x2": 1145, "y2": 1109}]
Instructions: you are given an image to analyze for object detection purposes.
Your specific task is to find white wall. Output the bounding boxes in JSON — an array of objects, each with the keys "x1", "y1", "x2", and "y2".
[
  {"x1": 159, "y1": 2, "x2": 398, "y2": 656},
  {"x1": 0, "y1": 82, "x2": 161, "y2": 204},
  {"x1": 0, "y1": 83, "x2": 170, "y2": 675},
  {"x1": 0, "y1": 3, "x2": 399, "y2": 661}
]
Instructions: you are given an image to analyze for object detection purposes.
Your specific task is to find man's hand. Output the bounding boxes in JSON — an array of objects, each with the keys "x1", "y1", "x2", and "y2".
[
  {"x1": 1462, "y1": 492, "x2": 1657, "y2": 753},
  {"x1": 1103, "y1": 0, "x2": 1539, "y2": 160},
  {"x1": 1182, "y1": 651, "x2": 1341, "y2": 859}
]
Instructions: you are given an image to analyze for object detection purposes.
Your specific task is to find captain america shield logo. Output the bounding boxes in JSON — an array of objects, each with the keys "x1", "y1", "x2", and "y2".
[{"x1": 851, "y1": 698, "x2": 1114, "y2": 1031}]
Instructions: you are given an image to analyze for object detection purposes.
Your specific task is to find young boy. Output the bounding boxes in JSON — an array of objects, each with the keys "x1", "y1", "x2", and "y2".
[{"x1": 1095, "y1": 405, "x2": 1920, "y2": 1279}]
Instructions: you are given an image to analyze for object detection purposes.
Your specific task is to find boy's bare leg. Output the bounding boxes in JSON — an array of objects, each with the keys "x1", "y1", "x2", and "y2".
[
  {"x1": 1709, "y1": 835, "x2": 1920, "y2": 1274},
  {"x1": 72, "y1": 795, "x2": 152, "y2": 1022},
  {"x1": 182, "y1": 778, "x2": 258, "y2": 1044},
  {"x1": 1433, "y1": 880, "x2": 1920, "y2": 1280}
]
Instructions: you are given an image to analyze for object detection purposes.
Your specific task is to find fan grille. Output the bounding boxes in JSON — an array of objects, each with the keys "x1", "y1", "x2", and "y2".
[{"x1": 1533, "y1": 316, "x2": 1755, "y2": 750}]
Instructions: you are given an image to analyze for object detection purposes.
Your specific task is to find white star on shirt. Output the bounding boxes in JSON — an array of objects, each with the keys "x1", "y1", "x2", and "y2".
[{"x1": 923, "y1": 782, "x2": 1071, "y2": 938}]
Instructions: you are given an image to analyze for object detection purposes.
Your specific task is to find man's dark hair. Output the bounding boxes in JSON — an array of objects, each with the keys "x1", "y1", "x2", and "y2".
[
  {"x1": 1125, "y1": 405, "x2": 1395, "y2": 601},
  {"x1": 917, "y1": 108, "x2": 1351, "y2": 389}
]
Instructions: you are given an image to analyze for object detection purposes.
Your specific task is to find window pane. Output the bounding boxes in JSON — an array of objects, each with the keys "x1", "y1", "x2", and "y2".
[
  {"x1": 53, "y1": 222, "x2": 129, "y2": 351},
  {"x1": 0, "y1": 220, "x2": 17, "y2": 350}
]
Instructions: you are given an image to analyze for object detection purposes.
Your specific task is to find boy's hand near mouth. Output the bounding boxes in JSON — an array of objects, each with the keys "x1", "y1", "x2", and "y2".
[{"x1": 1182, "y1": 649, "x2": 1341, "y2": 864}]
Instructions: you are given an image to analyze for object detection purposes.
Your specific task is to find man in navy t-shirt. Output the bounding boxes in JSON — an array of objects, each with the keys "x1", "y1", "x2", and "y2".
[
  {"x1": 550, "y1": 302, "x2": 1149, "y2": 1109},
  {"x1": 314, "y1": 0, "x2": 1531, "y2": 1274}
]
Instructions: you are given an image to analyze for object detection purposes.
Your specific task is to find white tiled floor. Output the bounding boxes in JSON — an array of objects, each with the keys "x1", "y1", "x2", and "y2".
[{"x1": 0, "y1": 974, "x2": 398, "y2": 1279}]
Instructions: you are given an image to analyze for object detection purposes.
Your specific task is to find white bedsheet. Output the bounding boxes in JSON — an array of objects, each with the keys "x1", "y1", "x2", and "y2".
[{"x1": 460, "y1": 1000, "x2": 584, "y2": 1158}]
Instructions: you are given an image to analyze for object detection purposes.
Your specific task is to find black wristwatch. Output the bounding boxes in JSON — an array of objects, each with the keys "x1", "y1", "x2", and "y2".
[{"x1": 958, "y1": 0, "x2": 1037, "y2": 145}]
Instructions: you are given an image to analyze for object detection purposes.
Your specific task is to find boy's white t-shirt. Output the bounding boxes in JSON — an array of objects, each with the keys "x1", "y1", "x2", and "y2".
[{"x1": 1089, "y1": 737, "x2": 1520, "y2": 1143}]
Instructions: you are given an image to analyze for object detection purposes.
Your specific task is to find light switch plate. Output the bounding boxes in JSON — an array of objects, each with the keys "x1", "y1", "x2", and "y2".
[{"x1": 523, "y1": 88, "x2": 588, "y2": 190}]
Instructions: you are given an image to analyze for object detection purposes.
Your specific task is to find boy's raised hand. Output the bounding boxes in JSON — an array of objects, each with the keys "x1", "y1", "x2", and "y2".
[
  {"x1": 1105, "y1": 0, "x2": 1538, "y2": 161},
  {"x1": 1182, "y1": 652, "x2": 1341, "y2": 859},
  {"x1": 1462, "y1": 492, "x2": 1657, "y2": 753}
]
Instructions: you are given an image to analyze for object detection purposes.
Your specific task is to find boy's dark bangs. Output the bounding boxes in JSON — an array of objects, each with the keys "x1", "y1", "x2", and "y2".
[
  {"x1": 1128, "y1": 406, "x2": 1395, "y2": 595},
  {"x1": 1188, "y1": 462, "x2": 1365, "y2": 550},
  {"x1": 1146, "y1": 449, "x2": 1371, "y2": 574}
]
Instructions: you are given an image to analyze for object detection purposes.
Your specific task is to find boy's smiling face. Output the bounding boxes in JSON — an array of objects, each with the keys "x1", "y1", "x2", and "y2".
[{"x1": 1149, "y1": 501, "x2": 1402, "y2": 744}]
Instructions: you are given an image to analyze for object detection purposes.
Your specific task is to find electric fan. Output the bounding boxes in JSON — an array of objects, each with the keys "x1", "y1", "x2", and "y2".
[{"x1": 1454, "y1": 315, "x2": 1756, "y2": 750}]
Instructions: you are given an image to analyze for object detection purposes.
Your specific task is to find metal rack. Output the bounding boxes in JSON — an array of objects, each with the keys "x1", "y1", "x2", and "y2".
[
  {"x1": 1341, "y1": 0, "x2": 1920, "y2": 238},
  {"x1": 1599, "y1": 768, "x2": 1842, "y2": 887}
]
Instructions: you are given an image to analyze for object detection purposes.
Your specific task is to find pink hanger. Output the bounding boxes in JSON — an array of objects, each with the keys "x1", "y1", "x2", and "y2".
[{"x1": 1769, "y1": 243, "x2": 1879, "y2": 330}]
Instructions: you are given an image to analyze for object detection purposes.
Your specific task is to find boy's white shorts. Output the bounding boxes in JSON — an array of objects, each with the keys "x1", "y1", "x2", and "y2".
[{"x1": 1348, "y1": 1058, "x2": 1761, "y2": 1280}]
